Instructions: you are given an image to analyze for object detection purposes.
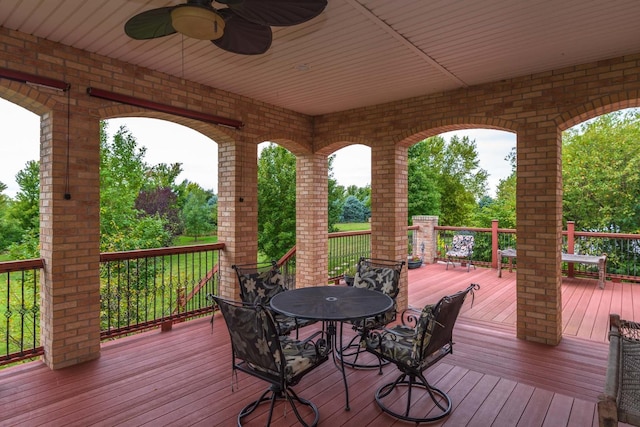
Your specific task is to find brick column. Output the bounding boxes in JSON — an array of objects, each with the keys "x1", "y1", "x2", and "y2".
[
  {"x1": 371, "y1": 140, "x2": 409, "y2": 310},
  {"x1": 217, "y1": 138, "x2": 257, "y2": 300},
  {"x1": 296, "y1": 154, "x2": 328, "y2": 288},
  {"x1": 40, "y1": 96, "x2": 101, "y2": 369},
  {"x1": 411, "y1": 216, "x2": 438, "y2": 263},
  {"x1": 516, "y1": 125, "x2": 563, "y2": 345}
]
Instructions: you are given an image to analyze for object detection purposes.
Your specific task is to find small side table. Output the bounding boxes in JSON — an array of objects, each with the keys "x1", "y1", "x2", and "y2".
[{"x1": 497, "y1": 248, "x2": 517, "y2": 277}]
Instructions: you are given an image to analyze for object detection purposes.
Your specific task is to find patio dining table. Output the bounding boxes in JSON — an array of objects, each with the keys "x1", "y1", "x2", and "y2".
[{"x1": 270, "y1": 285, "x2": 393, "y2": 411}]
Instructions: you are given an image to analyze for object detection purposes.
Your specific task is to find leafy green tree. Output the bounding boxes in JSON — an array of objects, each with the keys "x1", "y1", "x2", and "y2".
[
  {"x1": 472, "y1": 147, "x2": 516, "y2": 228},
  {"x1": 408, "y1": 135, "x2": 488, "y2": 225},
  {"x1": 327, "y1": 155, "x2": 343, "y2": 232},
  {"x1": 258, "y1": 144, "x2": 297, "y2": 259},
  {"x1": 563, "y1": 110, "x2": 640, "y2": 232},
  {"x1": 10, "y1": 160, "x2": 40, "y2": 231},
  {"x1": 0, "y1": 182, "x2": 23, "y2": 251},
  {"x1": 100, "y1": 123, "x2": 171, "y2": 251},
  {"x1": 258, "y1": 145, "x2": 343, "y2": 259},
  {"x1": 181, "y1": 185, "x2": 214, "y2": 240},
  {"x1": 407, "y1": 154, "x2": 440, "y2": 224},
  {"x1": 3, "y1": 162, "x2": 41, "y2": 258}
]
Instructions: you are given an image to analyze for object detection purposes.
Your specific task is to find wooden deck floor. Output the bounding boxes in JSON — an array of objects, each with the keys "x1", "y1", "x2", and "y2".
[{"x1": 0, "y1": 264, "x2": 636, "y2": 426}]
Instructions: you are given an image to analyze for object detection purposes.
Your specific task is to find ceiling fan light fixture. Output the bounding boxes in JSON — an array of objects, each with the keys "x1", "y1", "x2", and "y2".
[{"x1": 171, "y1": 6, "x2": 225, "y2": 40}]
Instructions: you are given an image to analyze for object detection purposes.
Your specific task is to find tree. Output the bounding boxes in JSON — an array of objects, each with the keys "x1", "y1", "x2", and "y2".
[
  {"x1": 11, "y1": 160, "x2": 40, "y2": 231},
  {"x1": 258, "y1": 144, "x2": 297, "y2": 259},
  {"x1": 2, "y1": 162, "x2": 41, "y2": 258},
  {"x1": 327, "y1": 154, "x2": 343, "y2": 231},
  {"x1": 135, "y1": 187, "x2": 183, "y2": 236},
  {"x1": 408, "y1": 135, "x2": 488, "y2": 225},
  {"x1": 0, "y1": 181, "x2": 23, "y2": 251},
  {"x1": 472, "y1": 147, "x2": 516, "y2": 229},
  {"x1": 341, "y1": 195, "x2": 366, "y2": 222},
  {"x1": 182, "y1": 189, "x2": 213, "y2": 240},
  {"x1": 257, "y1": 144, "x2": 343, "y2": 259},
  {"x1": 563, "y1": 111, "x2": 640, "y2": 233},
  {"x1": 100, "y1": 122, "x2": 171, "y2": 251}
]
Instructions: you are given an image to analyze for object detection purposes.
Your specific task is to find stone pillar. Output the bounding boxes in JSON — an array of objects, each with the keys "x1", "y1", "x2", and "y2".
[
  {"x1": 217, "y1": 138, "x2": 257, "y2": 300},
  {"x1": 40, "y1": 94, "x2": 101, "y2": 369},
  {"x1": 516, "y1": 125, "x2": 563, "y2": 345},
  {"x1": 411, "y1": 216, "x2": 438, "y2": 263},
  {"x1": 296, "y1": 154, "x2": 328, "y2": 288},
  {"x1": 371, "y1": 140, "x2": 409, "y2": 310}
]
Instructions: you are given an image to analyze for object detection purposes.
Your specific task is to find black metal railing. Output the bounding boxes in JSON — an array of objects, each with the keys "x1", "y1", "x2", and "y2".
[
  {"x1": 0, "y1": 259, "x2": 45, "y2": 366},
  {"x1": 100, "y1": 243, "x2": 224, "y2": 339}
]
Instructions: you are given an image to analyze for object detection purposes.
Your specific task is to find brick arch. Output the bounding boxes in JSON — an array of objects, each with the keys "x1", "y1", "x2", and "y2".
[
  {"x1": 261, "y1": 137, "x2": 312, "y2": 157},
  {"x1": 98, "y1": 104, "x2": 237, "y2": 145},
  {"x1": 556, "y1": 94, "x2": 640, "y2": 131},
  {"x1": 397, "y1": 117, "x2": 520, "y2": 148},
  {"x1": 0, "y1": 84, "x2": 59, "y2": 115},
  {"x1": 315, "y1": 136, "x2": 371, "y2": 157}
]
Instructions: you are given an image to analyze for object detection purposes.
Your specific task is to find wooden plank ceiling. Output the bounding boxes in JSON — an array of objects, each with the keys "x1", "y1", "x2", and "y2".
[{"x1": 1, "y1": 0, "x2": 640, "y2": 115}]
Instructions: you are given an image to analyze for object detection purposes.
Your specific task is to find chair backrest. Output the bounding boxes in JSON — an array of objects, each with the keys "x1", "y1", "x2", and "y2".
[
  {"x1": 212, "y1": 296, "x2": 283, "y2": 377},
  {"x1": 413, "y1": 283, "x2": 479, "y2": 360},
  {"x1": 451, "y1": 233, "x2": 475, "y2": 256},
  {"x1": 352, "y1": 257, "x2": 405, "y2": 299},
  {"x1": 232, "y1": 261, "x2": 286, "y2": 305}
]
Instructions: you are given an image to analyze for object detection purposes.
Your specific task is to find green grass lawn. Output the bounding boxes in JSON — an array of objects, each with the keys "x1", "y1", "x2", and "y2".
[
  {"x1": 174, "y1": 235, "x2": 218, "y2": 245},
  {"x1": 334, "y1": 222, "x2": 370, "y2": 232}
]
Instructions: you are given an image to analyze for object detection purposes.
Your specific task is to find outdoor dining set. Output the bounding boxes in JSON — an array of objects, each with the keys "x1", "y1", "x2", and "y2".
[{"x1": 210, "y1": 258, "x2": 479, "y2": 426}]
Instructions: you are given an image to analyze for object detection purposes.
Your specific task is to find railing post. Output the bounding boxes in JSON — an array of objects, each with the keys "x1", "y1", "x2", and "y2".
[
  {"x1": 411, "y1": 216, "x2": 438, "y2": 263},
  {"x1": 492, "y1": 219, "x2": 499, "y2": 269},
  {"x1": 567, "y1": 221, "x2": 575, "y2": 277}
]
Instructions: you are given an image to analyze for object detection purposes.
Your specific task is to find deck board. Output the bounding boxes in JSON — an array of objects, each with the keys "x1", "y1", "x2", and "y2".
[{"x1": 1, "y1": 263, "x2": 636, "y2": 426}]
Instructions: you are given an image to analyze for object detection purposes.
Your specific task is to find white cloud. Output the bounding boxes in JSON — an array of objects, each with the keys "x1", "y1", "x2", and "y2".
[
  {"x1": 106, "y1": 117, "x2": 218, "y2": 191},
  {"x1": 0, "y1": 99, "x2": 40, "y2": 197}
]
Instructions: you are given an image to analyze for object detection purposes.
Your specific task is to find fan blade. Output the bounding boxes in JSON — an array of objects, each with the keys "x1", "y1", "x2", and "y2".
[
  {"x1": 213, "y1": 10, "x2": 272, "y2": 55},
  {"x1": 226, "y1": 0, "x2": 327, "y2": 27},
  {"x1": 125, "y1": 7, "x2": 176, "y2": 40}
]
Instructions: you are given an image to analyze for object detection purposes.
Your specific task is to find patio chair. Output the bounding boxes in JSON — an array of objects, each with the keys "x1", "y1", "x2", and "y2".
[
  {"x1": 338, "y1": 257, "x2": 405, "y2": 370},
  {"x1": 211, "y1": 296, "x2": 329, "y2": 426},
  {"x1": 362, "y1": 283, "x2": 480, "y2": 423},
  {"x1": 232, "y1": 261, "x2": 315, "y2": 336},
  {"x1": 445, "y1": 231, "x2": 476, "y2": 272}
]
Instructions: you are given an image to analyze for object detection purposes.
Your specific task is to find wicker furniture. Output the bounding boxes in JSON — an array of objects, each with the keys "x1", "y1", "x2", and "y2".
[{"x1": 598, "y1": 314, "x2": 640, "y2": 427}]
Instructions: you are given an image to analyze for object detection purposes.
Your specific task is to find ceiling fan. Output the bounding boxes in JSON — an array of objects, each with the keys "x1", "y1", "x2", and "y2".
[{"x1": 124, "y1": 0, "x2": 328, "y2": 55}]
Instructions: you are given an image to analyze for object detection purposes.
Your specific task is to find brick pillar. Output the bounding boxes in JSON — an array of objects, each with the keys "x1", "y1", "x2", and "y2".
[
  {"x1": 217, "y1": 138, "x2": 257, "y2": 300},
  {"x1": 371, "y1": 140, "x2": 408, "y2": 310},
  {"x1": 516, "y1": 125, "x2": 563, "y2": 345},
  {"x1": 40, "y1": 96, "x2": 101, "y2": 369},
  {"x1": 296, "y1": 154, "x2": 328, "y2": 288},
  {"x1": 411, "y1": 216, "x2": 438, "y2": 263}
]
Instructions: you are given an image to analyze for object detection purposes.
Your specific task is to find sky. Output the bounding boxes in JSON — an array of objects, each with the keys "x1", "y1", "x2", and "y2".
[{"x1": 0, "y1": 97, "x2": 516, "y2": 198}]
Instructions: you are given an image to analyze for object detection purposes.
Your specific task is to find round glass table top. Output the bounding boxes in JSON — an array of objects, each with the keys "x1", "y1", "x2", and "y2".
[{"x1": 270, "y1": 285, "x2": 393, "y2": 321}]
